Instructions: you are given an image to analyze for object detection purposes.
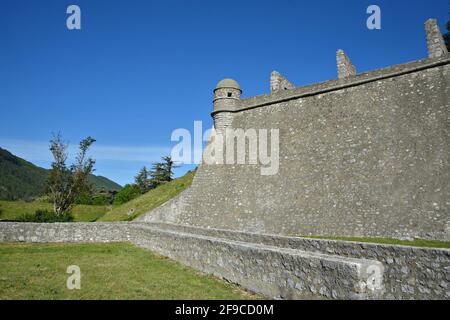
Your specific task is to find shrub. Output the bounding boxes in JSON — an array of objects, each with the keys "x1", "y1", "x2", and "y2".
[
  {"x1": 74, "y1": 193, "x2": 93, "y2": 205},
  {"x1": 75, "y1": 191, "x2": 114, "y2": 205},
  {"x1": 113, "y1": 184, "x2": 141, "y2": 205},
  {"x1": 16, "y1": 210, "x2": 74, "y2": 223},
  {"x1": 91, "y1": 194, "x2": 109, "y2": 205}
]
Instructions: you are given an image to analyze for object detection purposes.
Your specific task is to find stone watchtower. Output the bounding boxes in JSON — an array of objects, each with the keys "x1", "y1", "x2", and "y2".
[{"x1": 212, "y1": 79, "x2": 241, "y2": 133}]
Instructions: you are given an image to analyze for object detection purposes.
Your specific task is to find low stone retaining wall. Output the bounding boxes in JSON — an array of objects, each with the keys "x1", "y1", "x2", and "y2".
[
  {"x1": 0, "y1": 222, "x2": 133, "y2": 243},
  {"x1": 143, "y1": 222, "x2": 450, "y2": 300},
  {"x1": 131, "y1": 224, "x2": 383, "y2": 300},
  {"x1": 0, "y1": 222, "x2": 448, "y2": 300}
]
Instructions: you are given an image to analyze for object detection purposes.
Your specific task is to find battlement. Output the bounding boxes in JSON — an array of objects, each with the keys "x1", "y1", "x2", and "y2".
[
  {"x1": 237, "y1": 56, "x2": 449, "y2": 112},
  {"x1": 212, "y1": 18, "x2": 449, "y2": 128}
]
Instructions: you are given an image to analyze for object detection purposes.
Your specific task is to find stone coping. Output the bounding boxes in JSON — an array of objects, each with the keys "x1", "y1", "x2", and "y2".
[{"x1": 234, "y1": 56, "x2": 450, "y2": 113}]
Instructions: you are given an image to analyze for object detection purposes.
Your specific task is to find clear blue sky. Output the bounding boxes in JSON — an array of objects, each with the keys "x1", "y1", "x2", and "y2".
[{"x1": 0, "y1": 0, "x2": 447, "y2": 185}]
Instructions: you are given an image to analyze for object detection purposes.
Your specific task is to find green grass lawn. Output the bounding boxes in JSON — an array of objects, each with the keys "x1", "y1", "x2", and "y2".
[
  {"x1": 99, "y1": 170, "x2": 195, "y2": 222},
  {"x1": 0, "y1": 200, "x2": 110, "y2": 222},
  {"x1": 0, "y1": 243, "x2": 257, "y2": 300},
  {"x1": 300, "y1": 235, "x2": 450, "y2": 249}
]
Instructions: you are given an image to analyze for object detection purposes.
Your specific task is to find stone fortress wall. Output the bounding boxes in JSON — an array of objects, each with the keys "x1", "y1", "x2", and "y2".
[
  {"x1": 140, "y1": 19, "x2": 450, "y2": 242},
  {"x1": 0, "y1": 19, "x2": 449, "y2": 300}
]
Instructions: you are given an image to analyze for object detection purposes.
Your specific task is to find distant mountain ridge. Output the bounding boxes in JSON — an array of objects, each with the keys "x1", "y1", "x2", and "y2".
[{"x1": 0, "y1": 147, "x2": 122, "y2": 201}]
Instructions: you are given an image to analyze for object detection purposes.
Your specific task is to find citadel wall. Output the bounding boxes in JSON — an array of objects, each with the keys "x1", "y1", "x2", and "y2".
[
  {"x1": 141, "y1": 57, "x2": 450, "y2": 241},
  {"x1": 0, "y1": 19, "x2": 448, "y2": 301}
]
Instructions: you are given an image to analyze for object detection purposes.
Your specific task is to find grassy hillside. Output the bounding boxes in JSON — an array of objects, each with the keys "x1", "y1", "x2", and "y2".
[
  {"x1": 0, "y1": 147, "x2": 121, "y2": 201},
  {"x1": 0, "y1": 200, "x2": 110, "y2": 222},
  {"x1": 99, "y1": 170, "x2": 195, "y2": 221},
  {"x1": 0, "y1": 243, "x2": 257, "y2": 300},
  {"x1": 0, "y1": 170, "x2": 195, "y2": 223}
]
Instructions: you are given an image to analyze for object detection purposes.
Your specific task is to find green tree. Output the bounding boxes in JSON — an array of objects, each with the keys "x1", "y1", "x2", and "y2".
[
  {"x1": 149, "y1": 162, "x2": 167, "y2": 188},
  {"x1": 46, "y1": 133, "x2": 96, "y2": 215},
  {"x1": 148, "y1": 156, "x2": 177, "y2": 188},
  {"x1": 161, "y1": 156, "x2": 176, "y2": 182},
  {"x1": 444, "y1": 21, "x2": 450, "y2": 52},
  {"x1": 113, "y1": 184, "x2": 141, "y2": 205},
  {"x1": 135, "y1": 166, "x2": 151, "y2": 193}
]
